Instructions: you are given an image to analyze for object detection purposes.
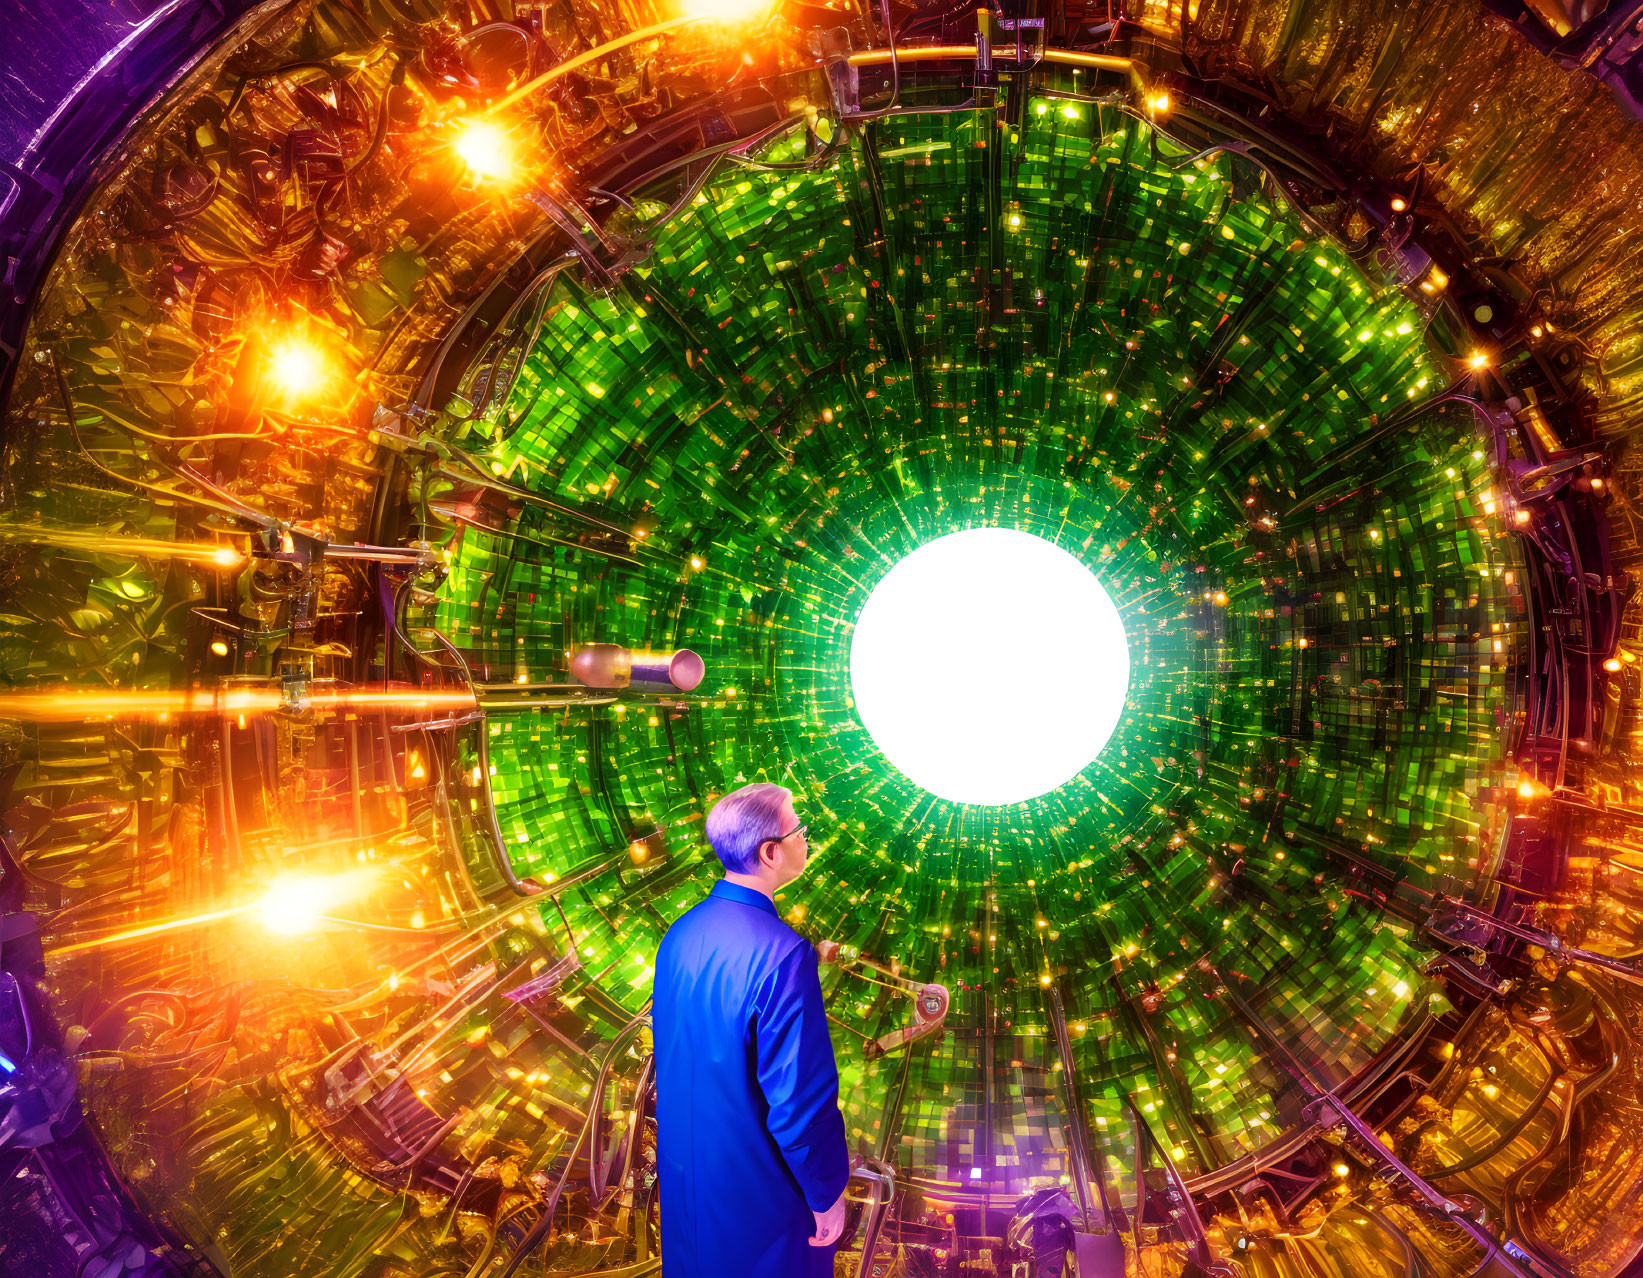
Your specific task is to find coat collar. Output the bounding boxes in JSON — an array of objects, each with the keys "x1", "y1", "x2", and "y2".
[{"x1": 710, "y1": 878, "x2": 779, "y2": 917}]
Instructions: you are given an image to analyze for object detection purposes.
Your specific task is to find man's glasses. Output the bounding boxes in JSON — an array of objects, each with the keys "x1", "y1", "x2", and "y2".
[{"x1": 771, "y1": 822, "x2": 808, "y2": 844}]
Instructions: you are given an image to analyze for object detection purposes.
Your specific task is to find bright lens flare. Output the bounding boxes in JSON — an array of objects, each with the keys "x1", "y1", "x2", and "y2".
[
  {"x1": 455, "y1": 120, "x2": 513, "y2": 179},
  {"x1": 849, "y1": 527, "x2": 1130, "y2": 806},
  {"x1": 680, "y1": 0, "x2": 774, "y2": 20},
  {"x1": 268, "y1": 335, "x2": 331, "y2": 401},
  {"x1": 258, "y1": 870, "x2": 378, "y2": 935}
]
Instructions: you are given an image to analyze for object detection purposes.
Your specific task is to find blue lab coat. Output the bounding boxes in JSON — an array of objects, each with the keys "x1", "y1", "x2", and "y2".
[{"x1": 653, "y1": 879, "x2": 851, "y2": 1277}]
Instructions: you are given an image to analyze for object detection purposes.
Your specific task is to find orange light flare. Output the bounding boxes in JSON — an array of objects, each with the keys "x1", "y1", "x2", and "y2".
[
  {"x1": 453, "y1": 118, "x2": 517, "y2": 182},
  {"x1": 0, "y1": 684, "x2": 477, "y2": 723},
  {"x1": 263, "y1": 327, "x2": 348, "y2": 409},
  {"x1": 1516, "y1": 772, "x2": 1549, "y2": 801},
  {"x1": 680, "y1": 0, "x2": 776, "y2": 20},
  {"x1": 0, "y1": 526, "x2": 245, "y2": 568},
  {"x1": 51, "y1": 868, "x2": 388, "y2": 957}
]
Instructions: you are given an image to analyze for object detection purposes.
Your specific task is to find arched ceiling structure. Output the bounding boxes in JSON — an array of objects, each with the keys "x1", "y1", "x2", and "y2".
[{"x1": 2, "y1": 2, "x2": 1643, "y2": 1277}]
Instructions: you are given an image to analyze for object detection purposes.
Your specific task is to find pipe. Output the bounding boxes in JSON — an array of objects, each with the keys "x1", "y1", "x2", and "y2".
[
  {"x1": 1222, "y1": 982, "x2": 1540, "y2": 1278},
  {"x1": 845, "y1": 45, "x2": 1133, "y2": 75}
]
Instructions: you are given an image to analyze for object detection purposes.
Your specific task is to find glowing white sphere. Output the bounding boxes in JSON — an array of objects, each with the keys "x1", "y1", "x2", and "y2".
[{"x1": 848, "y1": 527, "x2": 1130, "y2": 806}]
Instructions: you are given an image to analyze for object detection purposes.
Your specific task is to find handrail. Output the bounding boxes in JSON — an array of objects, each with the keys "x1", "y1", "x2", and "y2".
[
  {"x1": 846, "y1": 1158, "x2": 897, "y2": 1278},
  {"x1": 847, "y1": 45, "x2": 1135, "y2": 76}
]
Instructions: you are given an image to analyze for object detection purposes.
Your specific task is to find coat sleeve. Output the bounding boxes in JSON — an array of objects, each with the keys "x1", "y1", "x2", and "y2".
[{"x1": 752, "y1": 940, "x2": 851, "y2": 1213}]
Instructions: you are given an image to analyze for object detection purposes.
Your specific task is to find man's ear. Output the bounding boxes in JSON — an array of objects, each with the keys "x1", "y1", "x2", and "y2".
[{"x1": 755, "y1": 839, "x2": 778, "y2": 871}]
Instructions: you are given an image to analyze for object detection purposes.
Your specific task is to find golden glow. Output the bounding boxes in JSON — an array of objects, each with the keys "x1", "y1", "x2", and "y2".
[
  {"x1": 210, "y1": 640, "x2": 230, "y2": 657},
  {"x1": 1467, "y1": 350, "x2": 1490, "y2": 370},
  {"x1": 1147, "y1": 91, "x2": 1171, "y2": 114},
  {"x1": 1418, "y1": 266, "x2": 1449, "y2": 295},
  {"x1": 1332, "y1": 1162, "x2": 1350, "y2": 1178},
  {"x1": 258, "y1": 870, "x2": 378, "y2": 935},
  {"x1": 1389, "y1": 195, "x2": 1408, "y2": 212},
  {"x1": 0, "y1": 526, "x2": 252, "y2": 567},
  {"x1": 680, "y1": 0, "x2": 775, "y2": 22},
  {"x1": 50, "y1": 903, "x2": 253, "y2": 956},
  {"x1": 267, "y1": 334, "x2": 332, "y2": 402},
  {"x1": 455, "y1": 119, "x2": 513, "y2": 180},
  {"x1": 1604, "y1": 658, "x2": 1623, "y2": 673}
]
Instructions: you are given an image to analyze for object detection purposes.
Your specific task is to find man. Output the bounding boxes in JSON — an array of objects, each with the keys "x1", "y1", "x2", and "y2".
[{"x1": 652, "y1": 782, "x2": 851, "y2": 1276}]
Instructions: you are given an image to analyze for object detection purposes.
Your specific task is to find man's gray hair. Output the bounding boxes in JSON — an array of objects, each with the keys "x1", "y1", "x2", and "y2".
[{"x1": 705, "y1": 782, "x2": 792, "y2": 875}]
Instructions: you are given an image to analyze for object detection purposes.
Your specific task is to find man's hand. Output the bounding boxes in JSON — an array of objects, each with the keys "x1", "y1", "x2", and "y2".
[{"x1": 809, "y1": 1189, "x2": 847, "y2": 1248}]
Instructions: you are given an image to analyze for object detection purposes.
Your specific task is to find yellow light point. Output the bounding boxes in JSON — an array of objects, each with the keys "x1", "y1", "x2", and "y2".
[
  {"x1": 690, "y1": 556, "x2": 704, "y2": 569},
  {"x1": 1213, "y1": 591, "x2": 1228, "y2": 606},
  {"x1": 1419, "y1": 266, "x2": 1448, "y2": 295},
  {"x1": 1148, "y1": 91, "x2": 1171, "y2": 114},
  {"x1": 1514, "y1": 509, "x2": 1531, "y2": 526},
  {"x1": 454, "y1": 119, "x2": 513, "y2": 180},
  {"x1": 1008, "y1": 213, "x2": 1022, "y2": 228},
  {"x1": 267, "y1": 334, "x2": 331, "y2": 402},
  {"x1": 212, "y1": 545, "x2": 243, "y2": 568},
  {"x1": 1517, "y1": 774, "x2": 1544, "y2": 800},
  {"x1": 209, "y1": 640, "x2": 230, "y2": 657},
  {"x1": 1467, "y1": 351, "x2": 1490, "y2": 370},
  {"x1": 1332, "y1": 1163, "x2": 1351, "y2": 1178},
  {"x1": 1103, "y1": 391, "x2": 1116, "y2": 404},
  {"x1": 1389, "y1": 195, "x2": 1408, "y2": 212},
  {"x1": 1604, "y1": 658, "x2": 1623, "y2": 673}
]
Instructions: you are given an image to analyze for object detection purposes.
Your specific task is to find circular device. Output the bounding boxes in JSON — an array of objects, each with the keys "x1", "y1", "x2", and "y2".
[{"x1": 848, "y1": 527, "x2": 1130, "y2": 806}]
